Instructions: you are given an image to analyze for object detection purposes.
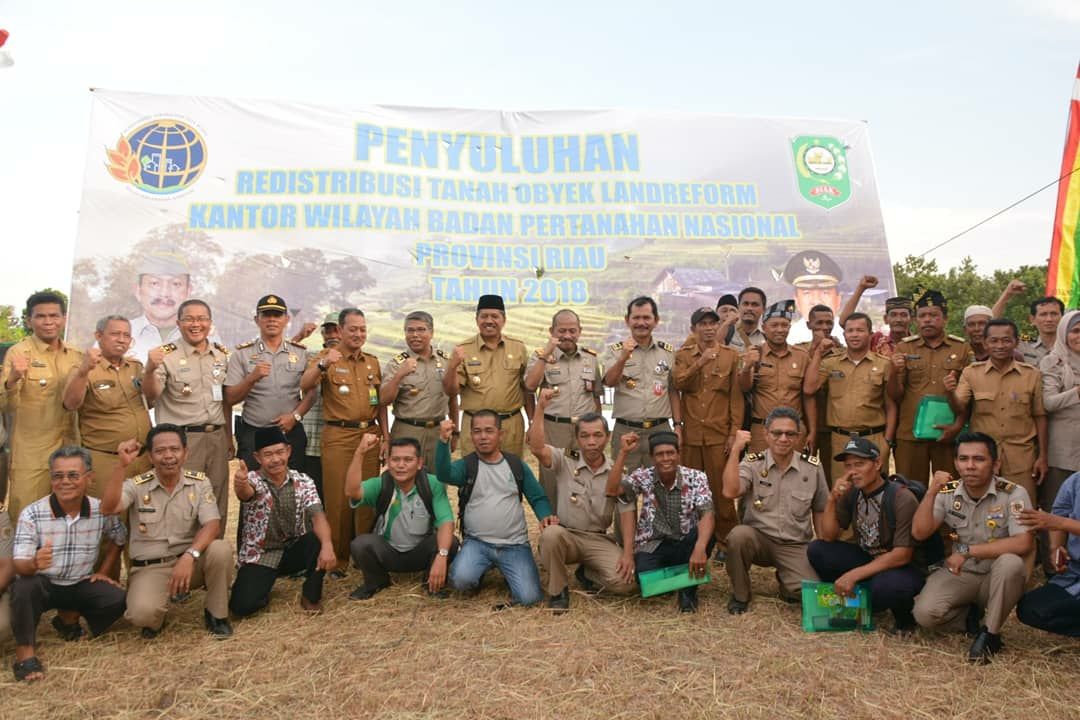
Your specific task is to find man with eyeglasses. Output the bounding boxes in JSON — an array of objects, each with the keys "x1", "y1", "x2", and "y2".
[
  {"x1": 9, "y1": 446, "x2": 126, "y2": 682},
  {"x1": 142, "y1": 299, "x2": 233, "y2": 532},
  {"x1": 380, "y1": 310, "x2": 455, "y2": 471},
  {"x1": 721, "y1": 407, "x2": 828, "y2": 614},
  {"x1": 225, "y1": 295, "x2": 315, "y2": 471}
]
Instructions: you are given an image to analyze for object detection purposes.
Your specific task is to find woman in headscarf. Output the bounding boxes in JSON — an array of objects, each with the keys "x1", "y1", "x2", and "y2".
[{"x1": 1036, "y1": 310, "x2": 1080, "y2": 575}]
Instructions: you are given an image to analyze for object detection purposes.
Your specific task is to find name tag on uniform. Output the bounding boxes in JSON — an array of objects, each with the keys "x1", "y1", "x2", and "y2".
[
  {"x1": 334, "y1": 367, "x2": 348, "y2": 374},
  {"x1": 948, "y1": 510, "x2": 966, "y2": 519},
  {"x1": 95, "y1": 381, "x2": 115, "y2": 390},
  {"x1": 136, "y1": 507, "x2": 156, "y2": 513},
  {"x1": 211, "y1": 383, "x2": 223, "y2": 402},
  {"x1": 467, "y1": 360, "x2": 482, "y2": 367},
  {"x1": 829, "y1": 371, "x2": 844, "y2": 379}
]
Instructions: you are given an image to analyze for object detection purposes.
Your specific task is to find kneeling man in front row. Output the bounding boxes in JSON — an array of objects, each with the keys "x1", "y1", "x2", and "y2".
[
  {"x1": 230, "y1": 427, "x2": 336, "y2": 616},
  {"x1": 722, "y1": 407, "x2": 827, "y2": 614},
  {"x1": 911, "y1": 431, "x2": 1032, "y2": 663},
  {"x1": 530, "y1": 390, "x2": 636, "y2": 613}
]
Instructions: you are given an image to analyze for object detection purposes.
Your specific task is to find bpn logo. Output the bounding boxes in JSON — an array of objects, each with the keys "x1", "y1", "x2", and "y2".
[{"x1": 105, "y1": 118, "x2": 207, "y2": 195}]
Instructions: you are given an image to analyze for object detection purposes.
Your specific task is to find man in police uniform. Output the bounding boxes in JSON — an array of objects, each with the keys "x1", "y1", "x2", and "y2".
[
  {"x1": 380, "y1": 310, "x2": 455, "y2": 471},
  {"x1": 674, "y1": 306, "x2": 744, "y2": 550},
  {"x1": 101, "y1": 426, "x2": 234, "y2": 639},
  {"x1": 524, "y1": 308, "x2": 602, "y2": 506},
  {"x1": 911, "y1": 432, "x2": 1032, "y2": 663},
  {"x1": 887, "y1": 290, "x2": 973, "y2": 483},
  {"x1": 602, "y1": 296, "x2": 682, "y2": 473},
  {"x1": 142, "y1": 299, "x2": 233, "y2": 531},
  {"x1": 443, "y1": 294, "x2": 532, "y2": 456},
  {"x1": 947, "y1": 318, "x2": 1047, "y2": 502},
  {"x1": 721, "y1": 408, "x2": 828, "y2": 613},
  {"x1": 783, "y1": 250, "x2": 843, "y2": 345},
  {"x1": 225, "y1": 295, "x2": 314, "y2": 470},
  {"x1": 63, "y1": 315, "x2": 153, "y2": 495},
  {"x1": 300, "y1": 308, "x2": 387, "y2": 570},
  {"x1": 530, "y1": 390, "x2": 636, "y2": 612},
  {"x1": 738, "y1": 300, "x2": 814, "y2": 453},
  {"x1": 1, "y1": 291, "x2": 82, "y2": 518},
  {"x1": 804, "y1": 312, "x2": 896, "y2": 481}
]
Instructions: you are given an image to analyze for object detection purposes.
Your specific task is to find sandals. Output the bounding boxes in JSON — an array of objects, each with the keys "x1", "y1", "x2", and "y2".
[
  {"x1": 13, "y1": 656, "x2": 45, "y2": 682},
  {"x1": 52, "y1": 615, "x2": 85, "y2": 641}
]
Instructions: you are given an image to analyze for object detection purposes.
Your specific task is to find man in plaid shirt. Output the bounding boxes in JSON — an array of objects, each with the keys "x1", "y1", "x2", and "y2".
[{"x1": 10, "y1": 446, "x2": 126, "y2": 682}]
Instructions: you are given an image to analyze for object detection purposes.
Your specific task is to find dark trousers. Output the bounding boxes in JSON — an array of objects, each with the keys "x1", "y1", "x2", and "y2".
[
  {"x1": 236, "y1": 419, "x2": 307, "y2": 471},
  {"x1": 1017, "y1": 583, "x2": 1080, "y2": 637},
  {"x1": 807, "y1": 540, "x2": 925, "y2": 626},
  {"x1": 1038, "y1": 468, "x2": 1074, "y2": 574},
  {"x1": 304, "y1": 453, "x2": 325, "y2": 504},
  {"x1": 350, "y1": 533, "x2": 460, "y2": 590},
  {"x1": 11, "y1": 575, "x2": 125, "y2": 646},
  {"x1": 633, "y1": 529, "x2": 714, "y2": 599},
  {"x1": 229, "y1": 533, "x2": 325, "y2": 617}
]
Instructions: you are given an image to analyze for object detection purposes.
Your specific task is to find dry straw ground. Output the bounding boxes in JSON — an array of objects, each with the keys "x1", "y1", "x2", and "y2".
[{"x1": 2, "y1": 485, "x2": 1079, "y2": 720}]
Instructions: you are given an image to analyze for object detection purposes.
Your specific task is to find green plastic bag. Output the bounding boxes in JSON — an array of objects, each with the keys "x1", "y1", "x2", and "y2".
[{"x1": 800, "y1": 580, "x2": 873, "y2": 632}]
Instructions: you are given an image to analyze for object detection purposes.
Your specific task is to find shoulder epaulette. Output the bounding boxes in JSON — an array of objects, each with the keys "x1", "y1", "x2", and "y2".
[
  {"x1": 995, "y1": 478, "x2": 1017, "y2": 493},
  {"x1": 1016, "y1": 360, "x2": 1036, "y2": 370},
  {"x1": 161, "y1": 343, "x2": 177, "y2": 354},
  {"x1": 213, "y1": 342, "x2": 229, "y2": 356},
  {"x1": 564, "y1": 448, "x2": 580, "y2": 460},
  {"x1": 744, "y1": 451, "x2": 762, "y2": 462},
  {"x1": 658, "y1": 341, "x2": 674, "y2": 352},
  {"x1": 800, "y1": 451, "x2": 820, "y2": 466},
  {"x1": 394, "y1": 351, "x2": 409, "y2": 363},
  {"x1": 938, "y1": 480, "x2": 960, "y2": 493},
  {"x1": 235, "y1": 339, "x2": 256, "y2": 350},
  {"x1": 970, "y1": 360, "x2": 987, "y2": 367},
  {"x1": 901, "y1": 335, "x2": 920, "y2": 343},
  {"x1": 133, "y1": 471, "x2": 155, "y2": 485},
  {"x1": 609, "y1": 342, "x2": 623, "y2": 351},
  {"x1": 947, "y1": 334, "x2": 966, "y2": 343},
  {"x1": 1020, "y1": 333, "x2": 1034, "y2": 343},
  {"x1": 183, "y1": 469, "x2": 209, "y2": 481},
  {"x1": 435, "y1": 348, "x2": 449, "y2": 359},
  {"x1": 581, "y1": 347, "x2": 597, "y2": 356},
  {"x1": 288, "y1": 340, "x2": 307, "y2": 349}
]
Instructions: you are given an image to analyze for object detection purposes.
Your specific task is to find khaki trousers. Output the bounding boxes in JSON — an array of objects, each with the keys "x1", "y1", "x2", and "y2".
[
  {"x1": 184, "y1": 428, "x2": 232, "y2": 537},
  {"x1": 536, "y1": 420, "x2": 575, "y2": 509},
  {"x1": 124, "y1": 539, "x2": 233, "y2": 629},
  {"x1": 6, "y1": 467, "x2": 50, "y2": 521},
  {"x1": 390, "y1": 421, "x2": 442, "y2": 476},
  {"x1": 610, "y1": 421, "x2": 672, "y2": 475},
  {"x1": 538, "y1": 525, "x2": 635, "y2": 596},
  {"x1": 681, "y1": 442, "x2": 736, "y2": 543},
  {"x1": 912, "y1": 554, "x2": 1026, "y2": 634},
  {"x1": 322, "y1": 424, "x2": 380, "y2": 566},
  {"x1": 894, "y1": 438, "x2": 954, "y2": 484},
  {"x1": 87, "y1": 449, "x2": 152, "y2": 498},
  {"x1": 725, "y1": 525, "x2": 818, "y2": 603}
]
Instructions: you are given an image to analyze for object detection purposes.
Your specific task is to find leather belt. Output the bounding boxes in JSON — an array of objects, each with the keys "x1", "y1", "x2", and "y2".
[
  {"x1": 182, "y1": 424, "x2": 223, "y2": 433},
  {"x1": 395, "y1": 417, "x2": 446, "y2": 428},
  {"x1": 830, "y1": 425, "x2": 887, "y2": 437},
  {"x1": 543, "y1": 413, "x2": 581, "y2": 424},
  {"x1": 131, "y1": 554, "x2": 179, "y2": 568},
  {"x1": 463, "y1": 409, "x2": 521, "y2": 420},
  {"x1": 325, "y1": 420, "x2": 374, "y2": 429},
  {"x1": 615, "y1": 418, "x2": 670, "y2": 430}
]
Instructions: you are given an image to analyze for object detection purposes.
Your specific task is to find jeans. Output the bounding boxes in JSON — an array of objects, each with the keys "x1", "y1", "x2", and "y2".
[
  {"x1": 448, "y1": 537, "x2": 544, "y2": 606},
  {"x1": 807, "y1": 540, "x2": 925, "y2": 626}
]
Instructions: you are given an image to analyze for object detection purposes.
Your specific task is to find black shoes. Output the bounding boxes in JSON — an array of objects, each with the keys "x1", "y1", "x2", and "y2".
[
  {"x1": 727, "y1": 598, "x2": 749, "y2": 615},
  {"x1": 51, "y1": 616, "x2": 85, "y2": 641},
  {"x1": 203, "y1": 610, "x2": 233, "y2": 639},
  {"x1": 677, "y1": 589, "x2": 699, "y2": 613},
  {"x1": 968, "y1": 627, "x2": 1004, "y2": 664},
  {"x1": 575, "y1": 566, "x2": 599, "y2": 594},
  {"x1": 964, "y1": 604, "x2": 984, "y2": 637},
  {"x1": 349, "y1": 582, "x2": 389, "y2": 601},
  {"x1": 548, "y1": 588, "x2": 570, "y2": 614}
]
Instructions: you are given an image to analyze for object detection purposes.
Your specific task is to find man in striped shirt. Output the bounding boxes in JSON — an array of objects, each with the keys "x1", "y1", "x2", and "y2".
[{"x1": 9, "y1": 446, "x2": 126, "y2": 682}]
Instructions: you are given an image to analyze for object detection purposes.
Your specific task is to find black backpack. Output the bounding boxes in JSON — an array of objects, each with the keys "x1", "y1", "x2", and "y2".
[
  {"x1": 457, "y1": 451, "x2": 525, "y2": 534},
  {"x1": 374, "y1": 471, "x2": 436, "y2": 531},
  {"x1": 846, "y1": 474, "x2": 945, "y2": 568}
]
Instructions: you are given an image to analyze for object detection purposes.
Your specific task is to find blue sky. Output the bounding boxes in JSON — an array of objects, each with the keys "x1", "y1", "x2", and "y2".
[{"x1": 0, "y1": 0, "x2": 1077, "y2": 304}]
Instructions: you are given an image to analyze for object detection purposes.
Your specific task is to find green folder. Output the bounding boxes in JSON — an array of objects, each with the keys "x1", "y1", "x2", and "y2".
[
  {"x1": 800, "y1": 580, "x2": 873, "y2": 632},
  {"x1": 639, "y1": 564, "x2": 711, "y2": 597},
  {"x1": 912, "y1": 395, "x2": 955, "y2": 441}
]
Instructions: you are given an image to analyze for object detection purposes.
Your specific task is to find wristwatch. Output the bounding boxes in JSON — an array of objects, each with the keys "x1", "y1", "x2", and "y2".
[
  {"x1": 185, "y1": 548, "x2": 201, "y2": 560},
  {"x1": 317, "y1": 359, "x2": 328, "y2": 371},
  {"x1": 437, "y1": 548, "x2": 450, "y2": 557},
  {"x1": 954, "y1": 542, "x2": 970, "y2": 558},
  {"x1": 293, "y1": 412, "x2": 303, "y2": 423}
]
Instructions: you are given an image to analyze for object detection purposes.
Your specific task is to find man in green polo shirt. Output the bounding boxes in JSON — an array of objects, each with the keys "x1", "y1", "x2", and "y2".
[{"x1": 344, "y1": 435, "x2": 458, "y2": 599}]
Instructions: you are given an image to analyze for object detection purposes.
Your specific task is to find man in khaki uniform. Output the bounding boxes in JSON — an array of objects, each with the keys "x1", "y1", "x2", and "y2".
[
  {"x1": 887, "y1": 290, "x2": 973, "y2": 484},
  {"x1": 225, "y1": 295, "x2": 313, "y2": 470},
  {"x1": 805, "y1": 312, "x2": 897, "y2": 481},
  {"x1": 301, "y1": 308, "x2": 386, "y2": 569},
  {"x1": 444, "y1": 294, "x2": 531, "y2": 456},
  {"x1": 947, "y1": 319, "x2": 1047, "y2": 501},
  {"x1": 101, "y1": 426, "x2": 234, "y2": 639},
  {"x1": 729, "y1": 287, "x2": 767, "y2": 352},
  {"x1": 1, "y1": 291, "x2": 82, "y2": 518},
  {"x1": 380, "y1": 310, "x2": 454, "y2": 471},
  {"x1": 63, "y1": 315, "x2": 153, "y2": 495},
  {"x1": 602, "y1": 296, "x2": 681, "y2": 473},
  {"x1": 530, "y1": 391, "x2": 636, "y2": 612},
  {"x1": 738, "y1": 300, "x2": 814, "y2": 452},
  {"x1": 524, "y1": 309, "x2": 602, "y2": 506},
  {"x1": 912, "y1": 432, "x2": 1033, "y2": 663},
  {"x1": 794, "y1": 303, "x2": 845, "y2": 481},
  {"x1": 721, "y1": 408, "x2": 828, "y2": 614},
  {"x1": 674, "y1": 306, "x2": 744, "y2": 548}
]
